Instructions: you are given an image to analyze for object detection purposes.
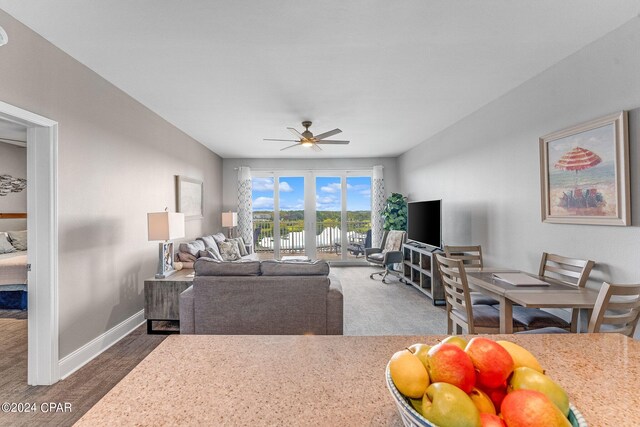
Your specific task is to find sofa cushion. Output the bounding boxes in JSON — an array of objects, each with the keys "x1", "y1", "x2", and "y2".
[
  {"x1": 261, "y1": 260, "x2": 330, "y2": 276},
  {"x1": 177, "y1": 251, "x2": 197, "y2": 263},
  {"x1": 218, "y1": 240, "x2": 241, "y2": 261},
  {"x1": 179, "y1": 240, "x2": 205, "y2": 257},
  {"x1": 212, "y1": 232, "x2": 226, "y2": 244},
  {"x1": 195, "y1": 258, "x2": 261, "y2": 276}
]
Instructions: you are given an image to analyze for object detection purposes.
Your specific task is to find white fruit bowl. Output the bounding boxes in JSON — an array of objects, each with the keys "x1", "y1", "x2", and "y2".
[{"x1": 385, "y1": 363, "x2": 588, "y2": 427}]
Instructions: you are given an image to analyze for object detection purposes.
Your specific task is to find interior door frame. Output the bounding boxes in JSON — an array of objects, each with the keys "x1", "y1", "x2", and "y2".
[{"x1": 0, "y1": 100, "x2": 59, "y2": 385}]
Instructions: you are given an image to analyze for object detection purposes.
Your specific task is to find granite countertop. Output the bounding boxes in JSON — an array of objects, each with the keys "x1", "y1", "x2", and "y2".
[{"x1": 75, "y1": 334, "x2": 640, "y2": 426}]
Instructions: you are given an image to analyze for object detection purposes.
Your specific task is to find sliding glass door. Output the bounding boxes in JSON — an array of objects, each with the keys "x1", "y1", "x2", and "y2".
[{"x1": 252, "y1": 171, "x2": 371, "y2": 262}]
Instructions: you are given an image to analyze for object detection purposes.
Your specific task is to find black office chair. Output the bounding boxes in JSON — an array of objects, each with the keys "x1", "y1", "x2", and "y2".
[{"x1": 365, "y1": 230, "x2": 405, "y2": 283}]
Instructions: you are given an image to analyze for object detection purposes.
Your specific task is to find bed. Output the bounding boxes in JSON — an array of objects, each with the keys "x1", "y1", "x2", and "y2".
[{"x1": 0, "y1": 251, "x2": 28, "y2": 310}]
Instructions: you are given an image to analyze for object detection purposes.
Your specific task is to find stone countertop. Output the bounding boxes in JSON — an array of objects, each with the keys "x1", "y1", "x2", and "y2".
[{"x1": 75, "y1": 334, "x2": 640, "y2": 426}]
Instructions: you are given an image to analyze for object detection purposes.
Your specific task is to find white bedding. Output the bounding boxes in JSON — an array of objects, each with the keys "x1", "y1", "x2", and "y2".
[{"x1": 0, "y1": 250, "x2": 28, "y2": 287}]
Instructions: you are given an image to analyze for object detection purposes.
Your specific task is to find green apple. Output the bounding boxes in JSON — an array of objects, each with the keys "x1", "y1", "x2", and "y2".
[
  {"x1": 408, "y1": 343, "x2": 431, "y2": 369},
  {"x1": 422, "y1": 382, "x2": 481, "y2": 427}
]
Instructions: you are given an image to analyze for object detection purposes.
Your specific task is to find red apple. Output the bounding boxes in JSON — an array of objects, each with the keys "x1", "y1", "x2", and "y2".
[
  {"x1": 479, "y1": 383, "x2": 508, "y2": 410},
  {"x1": 426, "y1": 343, "x2": 476, "y2": 393},
  {"x1": 480, "y1": 413, "x2": 506, "y2": 427},
  {"x1": 501, "y1": 390, "x2": 571, "y2": 427},
  {"x1": 465, "y1": 337, "x2": 514, "y2": 389}
]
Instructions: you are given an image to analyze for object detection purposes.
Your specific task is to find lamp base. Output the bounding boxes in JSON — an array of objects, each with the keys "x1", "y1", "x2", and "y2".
[{"x1": 156, "y1": 241, "x2": 175, "y2": 279}]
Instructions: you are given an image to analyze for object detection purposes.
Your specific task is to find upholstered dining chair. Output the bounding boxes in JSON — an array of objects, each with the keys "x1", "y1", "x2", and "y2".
[
  {"x1": 444, "y1": 245, "x2": 497, "y2": 306},
  {"x1": 365, "y1": 230, "x2": 405, "y2": 283},
  {"x1": 435, "y1": 254, "x2": 525, "y2": 334},
  {"x1": 518, "y1": 281, "x2": 640, "y2": 337},
  {"x1": 509, "y1": 253, "x2": 595, "y2": 332}
]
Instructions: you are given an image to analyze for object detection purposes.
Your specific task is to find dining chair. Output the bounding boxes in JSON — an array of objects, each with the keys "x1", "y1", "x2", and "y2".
[
  {"x1": 509, "y1": 253, "x2": 595, "y2": 332},
  {"x1": 443, "y1": 245, "x2": 497, "y2": 306},
  {"x1": 587, "y1": 282, "x2": 640, "y2": 336},
  {"x1": 518, "y1": 281, "x2": 640, "y2": 337},
  {"x1": 435, "y1": 254, "x2": 525, "y2": 334},
  {"x1": 365, "y1": 230, "x2": 405, "y2": 283}
]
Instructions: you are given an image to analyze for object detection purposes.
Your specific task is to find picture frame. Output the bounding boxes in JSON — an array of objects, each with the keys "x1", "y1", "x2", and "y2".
[
  {"x1": 539, "y1": 111, "x2": 630, "y2": 226},
  {"x1": 176, "y1": 175, "x2": 203, "y2": 220}
]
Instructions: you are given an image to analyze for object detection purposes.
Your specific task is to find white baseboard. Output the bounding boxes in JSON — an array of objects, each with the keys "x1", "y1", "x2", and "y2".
[{"x1": 58, "y1": 309, "x2": 145, "y2": 379}]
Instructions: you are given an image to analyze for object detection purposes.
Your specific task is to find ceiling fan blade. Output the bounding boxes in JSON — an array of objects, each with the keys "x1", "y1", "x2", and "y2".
[
  {"x1": 311, "y1": 144, "x2": 322, "y2": 152},
  {"x1": 315, "y1": 140, "x2": 350, "y2": 145},
  {"x1": 313, "y1": 128, "x2": 342, "y2": 140},
  {"x1": 280, "y1": 143, "x2": 301, "y2": 151},
  {"x1": 287, "y1": 127, "x2": 305, "y2": 140},
  {"x1": 263, "y1": 138, "x2": 299, "y2": 142}
]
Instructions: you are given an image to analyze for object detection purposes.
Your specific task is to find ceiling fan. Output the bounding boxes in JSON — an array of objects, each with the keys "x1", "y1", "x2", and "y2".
[{"x1": 264, "y1": 121, "x2": 350, "y2": 151}]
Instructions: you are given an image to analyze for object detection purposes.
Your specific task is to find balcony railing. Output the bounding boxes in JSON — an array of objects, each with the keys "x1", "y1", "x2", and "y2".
[{"x1": 253, "y1": 219, "x2": 371, "y2": 254}]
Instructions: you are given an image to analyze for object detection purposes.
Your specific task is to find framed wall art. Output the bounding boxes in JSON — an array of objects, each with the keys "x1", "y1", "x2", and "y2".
[
  {"x1": 539, "y1": 111, "x2": 630, "y2": 226},
  {"x1": 176, "y1": 175, "x2": 203, "y2": 220}
]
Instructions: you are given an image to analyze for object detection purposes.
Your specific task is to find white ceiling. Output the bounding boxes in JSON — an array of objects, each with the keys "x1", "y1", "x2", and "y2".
[{"x1": 1, "y1": 1, "x2": 639, "y2": 158}]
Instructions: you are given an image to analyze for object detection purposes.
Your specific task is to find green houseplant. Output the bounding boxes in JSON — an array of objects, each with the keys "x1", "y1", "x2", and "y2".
[{"x1": 381, "y1": 193, "x2": 408, "y2": 231}]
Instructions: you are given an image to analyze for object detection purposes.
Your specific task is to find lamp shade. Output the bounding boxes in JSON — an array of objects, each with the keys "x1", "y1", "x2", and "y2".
[
  {"x1": 147, "y1": 212, "x2": 185, "y2": 241},
  {"x1": 221, "y1": 212, "x2": 238, "y2": 228}
]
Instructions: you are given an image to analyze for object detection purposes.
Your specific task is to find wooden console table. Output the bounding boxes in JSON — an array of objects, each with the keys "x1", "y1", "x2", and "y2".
[{"x1": 144, "y1": 268, "x2": 194, "y2": 334}]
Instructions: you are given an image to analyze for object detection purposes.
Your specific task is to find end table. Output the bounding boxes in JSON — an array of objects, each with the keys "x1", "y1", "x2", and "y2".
[{"x1": 144, "y1": 268, "x2": 194, "y2": 334}]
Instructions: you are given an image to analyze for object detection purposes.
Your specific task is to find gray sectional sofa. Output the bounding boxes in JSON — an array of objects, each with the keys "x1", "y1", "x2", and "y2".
[{"x1": 180, "y1": 258, "x2": 343, "y2": 335}]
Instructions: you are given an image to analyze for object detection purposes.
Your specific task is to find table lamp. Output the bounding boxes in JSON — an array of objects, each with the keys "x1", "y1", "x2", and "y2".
[
  {"x1": 222, "y1": 211, "x2": 238, "y2": 238},
  {"x1": 148, "y1": 210, "x2": 185, "y2": 278}
]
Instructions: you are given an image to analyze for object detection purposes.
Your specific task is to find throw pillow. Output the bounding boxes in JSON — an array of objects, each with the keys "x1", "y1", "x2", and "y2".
[
  {"x1": 178, "y1": 251, "x2": 197, "y2": 263},
  {"x1": 383, "y1": 230, "x2": 404, "y2": 253},
  {"x1": 218, "y1": 240, "x2": 241, "y2": 261},
  {"x1": 8, "y1": 230, "x2": 27, "y2": 251},
  {"x1": 0, "y1": 232, "x2": 16, "y2": 254},
  {"x1": 231, "y1": 237, "x2": 248, "y2": 256},
  {"x1": 199, "y1": 249, "x2": 223, "y2": 261}
]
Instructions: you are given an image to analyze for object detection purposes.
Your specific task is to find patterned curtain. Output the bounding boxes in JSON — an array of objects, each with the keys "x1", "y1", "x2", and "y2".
[
  {"x1": 237, "y1": 167, "x2": 253, "y2": 244},
  {"x1": 371, "y1": 165, "x2": 386, "y2": 248}
]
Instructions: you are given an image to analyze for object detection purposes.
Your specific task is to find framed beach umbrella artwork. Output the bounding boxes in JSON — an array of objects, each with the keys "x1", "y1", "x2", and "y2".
[{"x1": 539, "y1": 111, "x2": 630, "y2": 225}]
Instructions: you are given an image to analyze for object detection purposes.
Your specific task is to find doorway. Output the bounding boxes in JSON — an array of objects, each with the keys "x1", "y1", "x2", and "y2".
[{"x1": 0, "y1": 100, "x2": 59, "y2": 385}]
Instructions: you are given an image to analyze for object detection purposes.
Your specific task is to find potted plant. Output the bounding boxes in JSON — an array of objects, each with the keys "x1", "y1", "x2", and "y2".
[{"x1": 381, "y1": 193, "x2": 408, "y2": 231}]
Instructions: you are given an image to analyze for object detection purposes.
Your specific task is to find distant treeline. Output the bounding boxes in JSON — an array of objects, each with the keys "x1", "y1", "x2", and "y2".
[{"x1": 253, "y1": 210, "x2": 372, "y2": 234}]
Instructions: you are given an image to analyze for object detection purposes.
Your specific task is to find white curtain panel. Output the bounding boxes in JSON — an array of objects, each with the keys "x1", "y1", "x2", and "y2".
[
  {"x1": 371, "y1": 165, "x2": 386, "y2": 248},
  {"x1": 237, "y1": 166, "x2": 253, "y2": 244}
]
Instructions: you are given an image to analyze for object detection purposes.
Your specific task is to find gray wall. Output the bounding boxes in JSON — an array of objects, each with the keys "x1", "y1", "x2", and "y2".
[
  {"x1": 398, "y1": 18, "x2": 640, "y2": 291},
  {"x1": 222, "y1": 157, "x2": 399, "y2": 211},
  {"x1": 0, "y1": 10, "x2": 223, "y2": 357}
]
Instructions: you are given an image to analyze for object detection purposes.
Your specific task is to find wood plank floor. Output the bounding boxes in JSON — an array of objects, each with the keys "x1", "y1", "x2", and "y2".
[{"x1": 0, "y1": 266, "x2": 445, "y2": 426}]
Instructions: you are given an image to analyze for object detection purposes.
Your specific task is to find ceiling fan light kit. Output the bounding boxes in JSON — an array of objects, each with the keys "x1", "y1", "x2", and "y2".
[{"x1": 265, "y1": 121, "x2": 350, "y2": 151}]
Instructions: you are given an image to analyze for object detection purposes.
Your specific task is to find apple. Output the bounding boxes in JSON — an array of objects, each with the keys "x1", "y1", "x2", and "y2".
[
  {"x1": 442, "y1": 335, "x2": 468, "y2": 350},
  {"x1": 508, "y1": 367, "x2": 569, "y2": 416},
  {"x1": 427, "y1": 343, "x2": 476, "y2": 393},
  {"x1": 480, "y1": 413, "x2": 506, "y2": 427},
  {"x1": 465, "y1": 337, "x2": 514, "y2": 389},
  {"x1": 501, "y1": 390, "x2": 571, "y2": 427}
]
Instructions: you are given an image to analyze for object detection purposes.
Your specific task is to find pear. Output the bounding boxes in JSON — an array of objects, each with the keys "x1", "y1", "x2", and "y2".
[
  {"x1": 469, "y1": 387, "x2": 496, "y2": 415},
  {"x1": 389, "y1": 349, "x2": 430, "y2": 399},
  {"x1": 501, "y1": 389, "x2": 571, "y2": 427},
  {"x1": 422, "y1": 382, "x2": 481, "y2": 427},
  {"x1": 508, "y1": 367, "x2": 570, "y2": 416},
  {"x1": 442, "y1": 335, "x2": 468, "y2": 350},
  {"x1": 408, "y1": 343, "x2": 431, "y2": 370},
  {"x1": 496, "y1": 340, "x2": 544, "y2": 373}
]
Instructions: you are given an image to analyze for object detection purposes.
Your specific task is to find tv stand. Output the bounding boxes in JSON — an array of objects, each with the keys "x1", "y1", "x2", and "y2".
[{"x1": 402, "y1": 243, "x2": 445, "y2": 306}]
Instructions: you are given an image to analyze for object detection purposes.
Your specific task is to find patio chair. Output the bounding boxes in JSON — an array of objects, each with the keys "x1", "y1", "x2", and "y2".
[{"x1": 348, "y1": 229, "x2": 371, "y2": 257}]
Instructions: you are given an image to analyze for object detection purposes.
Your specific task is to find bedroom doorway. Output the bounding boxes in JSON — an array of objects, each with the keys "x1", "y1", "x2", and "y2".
[{"x1": 0, "y1": 101, "x2": 59, "y2": 385}]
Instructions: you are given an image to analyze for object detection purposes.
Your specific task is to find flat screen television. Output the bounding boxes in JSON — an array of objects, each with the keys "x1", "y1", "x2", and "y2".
[{"x1": 407, "y1": 200, "x2": 442, "y2": 249}]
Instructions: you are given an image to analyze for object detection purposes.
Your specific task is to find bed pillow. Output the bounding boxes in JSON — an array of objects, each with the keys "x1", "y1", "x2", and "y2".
[
  {"x1": 8, "y1": 230, "x2": 27, "y2": 251},
  {"x1": 0, "y1": 232, "x2": 16, "y2": 254}
]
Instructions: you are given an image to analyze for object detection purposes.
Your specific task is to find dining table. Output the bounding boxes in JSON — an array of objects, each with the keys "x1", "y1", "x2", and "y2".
[{"x1": 465, "y1": 268, "x2": 600, "y2": 334}]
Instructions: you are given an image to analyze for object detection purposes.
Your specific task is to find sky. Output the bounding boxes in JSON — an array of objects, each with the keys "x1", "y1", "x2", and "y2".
[{"x1": 252, "y1": 176, "x2": 371, "y2": 211}]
